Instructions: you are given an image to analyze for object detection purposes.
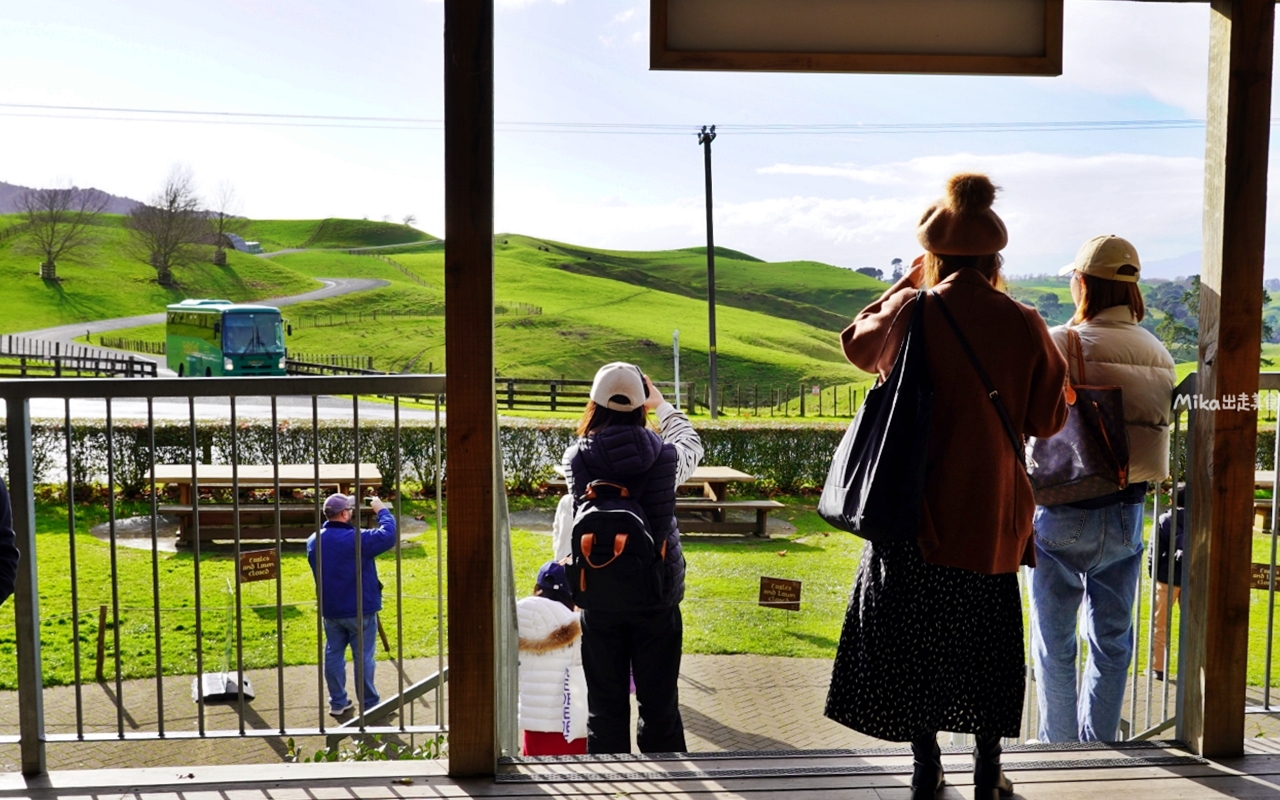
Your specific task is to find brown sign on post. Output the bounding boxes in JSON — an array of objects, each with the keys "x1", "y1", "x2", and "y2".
[
  {"x1": 1252, "y1": 563, "x2": 1280, "y2": 591},
  {"x1": 240, "y1": 549, "x2": 279, "y2": 583},
  {"x1": 759, "y1": 576, "x2": 801, "y2": 611}
]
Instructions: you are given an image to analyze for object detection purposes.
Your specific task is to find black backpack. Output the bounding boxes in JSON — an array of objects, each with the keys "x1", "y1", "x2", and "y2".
[{"x1": 566, "y1": 479, "x2": 666, "y2": 611}]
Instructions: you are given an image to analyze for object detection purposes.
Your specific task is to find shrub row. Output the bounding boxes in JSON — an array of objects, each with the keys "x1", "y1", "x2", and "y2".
[{"x1": 3, "y1": 418, "x2": 1257, "y2": 497}]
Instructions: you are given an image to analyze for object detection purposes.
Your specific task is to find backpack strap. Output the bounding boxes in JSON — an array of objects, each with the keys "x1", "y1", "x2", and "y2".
[
  {"x1": 578, "y1": 532, "x2": 629, "y2": 569},
  {"x1": 581, "y1": 480, "x2": 630, "y2": 501},
  {"x1": 932, "y1": 293, "x2": 1027, "y2": 469}
]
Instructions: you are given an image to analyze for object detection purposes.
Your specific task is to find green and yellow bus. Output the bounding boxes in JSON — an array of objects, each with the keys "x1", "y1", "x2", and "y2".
[{"x1": 166, "y1": 299, "x2": 290, "y2": 377}]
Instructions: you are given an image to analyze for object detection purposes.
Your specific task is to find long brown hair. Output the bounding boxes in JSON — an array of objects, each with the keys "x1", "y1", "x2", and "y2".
[
  {"x1": 922, "y1": 252, "x2": 1004, "y2": 288},
  {"x1": 575, "y1": 400, "x2": 647, "y2": 437},
  {"x1": 1073, "y1": 272, "x2": 1145, "y2": 324}
]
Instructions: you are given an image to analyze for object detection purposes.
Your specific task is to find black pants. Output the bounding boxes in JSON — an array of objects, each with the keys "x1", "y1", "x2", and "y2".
[{"x1": 580, "y1": 604, "x2": 686, "y2": 754}]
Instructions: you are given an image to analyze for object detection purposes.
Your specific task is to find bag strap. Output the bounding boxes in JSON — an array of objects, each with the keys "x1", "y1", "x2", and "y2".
[
  {"x1": 1067, "y1": 328, "x2": 1088, "y2": 385},
  {"x1": 932, "y1": 293, "x2": 1027, "y2": 468}
]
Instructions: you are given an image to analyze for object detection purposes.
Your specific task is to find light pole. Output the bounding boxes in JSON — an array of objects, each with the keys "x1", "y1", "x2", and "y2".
[{"x1": 698, "y1": 125, "x2": 718, "y2": 419}]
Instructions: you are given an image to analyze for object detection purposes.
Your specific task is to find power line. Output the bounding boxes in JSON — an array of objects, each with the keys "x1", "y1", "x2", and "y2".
[{"x1": 0, "y1": 101, "x2": 1218, "y2": 136}]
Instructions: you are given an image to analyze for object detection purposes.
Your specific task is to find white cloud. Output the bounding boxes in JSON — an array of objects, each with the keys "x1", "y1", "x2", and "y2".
[
  {"x1": 499, "y1": 151, "x2": 1210, "y2": 274},
  {"x1": 1058, "y1": 1, "x2": 1209, "y2": 116},
  {"x1": 496, "y1": 0, "x2": 568, "y2": 9},
  {"x1": 598, "y1": 34, "x2": 616, "y2": 47},
  {"x1": 613, "y1": 8, "x2": 635, "y2": 23}
]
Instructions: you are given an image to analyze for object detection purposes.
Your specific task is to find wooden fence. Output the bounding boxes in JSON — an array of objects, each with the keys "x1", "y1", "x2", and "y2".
[
  {"x1": 98, "y1": 336, "x2": 165, "y2": 355},
  {"x1": 0, "y1": 336, "x2": 156, "y2": 378}
]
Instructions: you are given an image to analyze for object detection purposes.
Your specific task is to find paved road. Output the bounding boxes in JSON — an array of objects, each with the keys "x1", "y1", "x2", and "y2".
[
  {"x1": 17, "y1": 277, "x2": 390, "y2": 359},
  {"x1": 263, "y1": 242, "x2": 437, "y2": 257}
]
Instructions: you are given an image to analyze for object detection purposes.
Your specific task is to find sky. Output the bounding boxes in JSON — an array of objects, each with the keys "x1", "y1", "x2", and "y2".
[{"x1": 0, "y1": 0, "x2": 1268, "y2": 277}]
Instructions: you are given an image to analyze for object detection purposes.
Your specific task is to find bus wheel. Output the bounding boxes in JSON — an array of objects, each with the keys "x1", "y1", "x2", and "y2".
[
  {"x1": 177, "y1": 364, "x2": 185, "y2": 377},
  {"x1": 205, "y1": 368, "x2": 212, "y2": 377}
]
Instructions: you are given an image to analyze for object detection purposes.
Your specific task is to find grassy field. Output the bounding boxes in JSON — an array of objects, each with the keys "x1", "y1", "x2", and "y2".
[
  {"x1": 0, "y1": 214, "x2": 318, "y2": 334},
  {"x1": 7, "y1": 495, "x2": 1280, "y2": 691},
  {"x1": 102, "y1": 238, "x2": 876, "y2": 391}
]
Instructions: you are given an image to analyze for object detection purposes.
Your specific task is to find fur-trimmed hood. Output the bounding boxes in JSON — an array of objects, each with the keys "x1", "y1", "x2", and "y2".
[
  {"x1": 516, "y1": 595, "x2": 580, "y2": 652},
  {"x1": 518, "y1": 618, "x2": 581, "y2": 654}
]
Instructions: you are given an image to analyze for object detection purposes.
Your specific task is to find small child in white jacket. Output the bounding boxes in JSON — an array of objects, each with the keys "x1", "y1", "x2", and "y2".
[{"x1": 517, "y1": 560, "x2": 587, "y2": 755}]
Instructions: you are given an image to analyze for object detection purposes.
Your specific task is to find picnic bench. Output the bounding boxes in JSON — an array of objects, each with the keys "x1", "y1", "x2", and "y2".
[
  {"x1": 553, "y1": 465, "x2": 784, "y2": 537},
  {"x1": 152, "y1": 463, "x2": 383, "y2": 545}
]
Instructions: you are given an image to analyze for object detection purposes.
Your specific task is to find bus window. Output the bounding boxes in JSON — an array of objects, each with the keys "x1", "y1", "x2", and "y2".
[{"x1": 222, "y1": 314, "x2": 284, "y2": 354}]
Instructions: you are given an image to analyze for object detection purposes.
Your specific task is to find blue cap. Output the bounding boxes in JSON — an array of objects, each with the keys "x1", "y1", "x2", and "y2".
[
  {"x1": 323, "y1": 494, "x2": 354, "y2": 517},
  {"x1": 536, "y1": 560, "x2": 572, "y2": 605}
]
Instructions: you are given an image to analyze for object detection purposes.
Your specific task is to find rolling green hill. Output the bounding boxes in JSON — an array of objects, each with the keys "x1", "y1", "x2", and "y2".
[
  {"x1": 241, "y1": 218, "x2": 436, "y2": 252},
  {"x1": 523, "y1": 235, "x2": 885, "y2": 332},
  {"x1": 100, "y1": 235, "x2": 875, "y2": 392}
]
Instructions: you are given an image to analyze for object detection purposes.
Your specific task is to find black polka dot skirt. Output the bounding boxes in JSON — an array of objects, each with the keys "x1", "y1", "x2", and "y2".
[{"x1": 824, "y1": 539, "x2": 1025, "y2": 741}]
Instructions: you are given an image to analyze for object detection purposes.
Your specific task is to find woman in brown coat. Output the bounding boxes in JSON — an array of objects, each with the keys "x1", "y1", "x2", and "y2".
[{"x1": 824, "y1": 174, "x2": 1068, "y2": 800}]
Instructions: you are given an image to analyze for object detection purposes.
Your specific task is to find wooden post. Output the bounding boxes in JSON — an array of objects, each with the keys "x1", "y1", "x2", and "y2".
[
  {"x1": 1181, "y1": 0, "x2": 1274, "y2": 759},
  {"x1": 445, "y1": 0, "x2": 497, "y2": 776}
]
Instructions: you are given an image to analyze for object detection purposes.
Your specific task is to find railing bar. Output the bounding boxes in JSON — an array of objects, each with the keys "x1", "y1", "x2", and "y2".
[
  {"x1": 435, "y1": 392, "x2": 445, "y2": 728},
  {"x1": 189, "y1": 397, "x2": 206, "y2": 734},
  {"x1": 1266, "y1": 392, "x2": 1280, "y2": 709},
  {"x1": 230, "y1": 396, "x2": 246, "y2": 735},
  {"x1": 147, "y1": 397, "x2": 165, "y2": 737},
  {"x1": 64, "y1": 397, "x2": 84, "y2": 739},
  {"x1": 394, "y1": 394, "x2": 405, "y2": 730},
  {"x1": 312, "y1": 395, "x2": 325, "y2": 734},
  {"x1": 0, "y1": 374, "x2": 446, "y2": 401},
  {"x1": 272, "y1": 395, "x2": 286, "y2": 735},
  {"x1": 1162, "y1": 409, "x2": 1182, "y2": 720},
  {"x1": 106, "y1": 398, "x2": 125, "y2": 738},
  {"x1": 353, "y1": 393, "x2": 364, "y2": 730},
  {"x1": 1126, "y1": 494, "x2": 1144, "y2": 740},
  {"x1": 1144, "y1": 488, "x2": 1161, "y2": 731}
]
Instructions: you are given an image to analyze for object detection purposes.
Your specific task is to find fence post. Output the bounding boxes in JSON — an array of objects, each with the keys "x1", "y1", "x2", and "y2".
[
  {"x1": 7, "y1": 396, "x2": 46, "y2": 775},
  {"x1": 550, "y1": 381, "x2": 557, "y2": 412},
  {"x1": 507, "y1": 380, "x2": 514, "y2": 409},
  {"x1": 799, "y1": 383, "x2": 805, "y2": 417}
]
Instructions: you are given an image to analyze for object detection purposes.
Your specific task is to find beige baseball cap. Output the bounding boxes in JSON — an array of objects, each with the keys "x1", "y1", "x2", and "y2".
[
  {"x1": 1058, "y1": 235, "x2": 1142, "y2": 283},
  {"x1": 589, "y1": 361, "x2": 648, "y2": 412}
]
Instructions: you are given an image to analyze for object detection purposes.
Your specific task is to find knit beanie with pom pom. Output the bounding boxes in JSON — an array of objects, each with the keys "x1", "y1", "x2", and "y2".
[{"x1": 915, "y1": 173, "x2": 1008, "y2": 256}]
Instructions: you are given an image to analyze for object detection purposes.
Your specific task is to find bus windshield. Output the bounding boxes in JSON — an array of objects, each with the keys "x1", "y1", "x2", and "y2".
[{"x1": 221, "y1": 313, "x2": 283, "y2": 354}]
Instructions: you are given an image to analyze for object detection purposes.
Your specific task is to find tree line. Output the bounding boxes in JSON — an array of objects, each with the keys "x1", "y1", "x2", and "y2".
[{"x1": 12, "y1": 167, "x2": 245, "y2": 285}]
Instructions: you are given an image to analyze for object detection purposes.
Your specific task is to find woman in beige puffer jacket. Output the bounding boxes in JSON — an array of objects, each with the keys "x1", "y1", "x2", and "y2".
[{"x1": 1029, "y1": 234, "x2": 1176, "y2": 745}]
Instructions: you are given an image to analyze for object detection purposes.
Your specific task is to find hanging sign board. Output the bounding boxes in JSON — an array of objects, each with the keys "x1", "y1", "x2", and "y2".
[
  {"x1": 1252, "y1": 562, "x2": 1280, "y2": 592},
  {"x1": 651, "y1": 0, "x2": 1063, "y2": 76},
  {"x1": 759, "y1": 576, "x2": 802, "y2": 611}
]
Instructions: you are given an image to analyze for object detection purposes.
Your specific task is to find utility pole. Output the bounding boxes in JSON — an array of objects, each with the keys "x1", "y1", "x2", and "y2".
[
  {"x1": 698, "y1": 125, "x2": 718, "y2": 419},
  {"x1": 673, "y1": 329, "x2": 681, "y2": 410}
]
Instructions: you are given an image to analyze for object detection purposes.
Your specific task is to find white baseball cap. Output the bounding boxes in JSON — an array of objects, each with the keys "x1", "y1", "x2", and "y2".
[
  {"x1": 1058, "y1": 235, "x2": 1142, "y2": 283},
  {"x1": 589, "y1": 362, "x2": 648, "y2": 412}
]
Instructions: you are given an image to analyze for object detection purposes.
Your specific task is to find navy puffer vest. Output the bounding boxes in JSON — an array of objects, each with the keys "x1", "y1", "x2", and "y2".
[{"x1": 566, "y1": 424, "x2": 685, "y2": 608}]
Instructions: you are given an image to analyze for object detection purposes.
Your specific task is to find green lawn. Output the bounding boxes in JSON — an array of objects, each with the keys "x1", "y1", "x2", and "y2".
[{"x1": 9, "y1": 496, "x2": 1280, "y2": 691}]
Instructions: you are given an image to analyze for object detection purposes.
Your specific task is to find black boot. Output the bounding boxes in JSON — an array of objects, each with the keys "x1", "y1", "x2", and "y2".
[
  {"x1": 910, "y1": 734, "x2": 944, "y2": 800},
  {"x1": 973, "y1": 735, "x2": 1014, "y2": 800}
]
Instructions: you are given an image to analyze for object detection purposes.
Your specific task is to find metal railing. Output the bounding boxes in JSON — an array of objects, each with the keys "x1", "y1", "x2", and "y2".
[{"x1": 0, "y1": 375, "x2": 449, "y2": 775}]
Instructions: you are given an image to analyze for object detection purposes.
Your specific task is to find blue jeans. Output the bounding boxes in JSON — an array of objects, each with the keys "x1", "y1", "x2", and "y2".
[
  {"x1": 1029, "y1": 502, "x2": 1144, "y2": 742},
  {"x1": 323, "y1": 614, "x2": 380, "y2": 712}
]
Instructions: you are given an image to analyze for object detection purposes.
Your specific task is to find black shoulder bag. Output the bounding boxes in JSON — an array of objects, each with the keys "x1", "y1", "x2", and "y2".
[{"x1": 818, "y1": 289, "x2": 933, "y2": 542}]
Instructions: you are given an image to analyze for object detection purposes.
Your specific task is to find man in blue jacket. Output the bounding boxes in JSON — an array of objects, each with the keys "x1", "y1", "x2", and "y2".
[{"x1": 307, "y1": 493, "x2": 397, "y2": 718}]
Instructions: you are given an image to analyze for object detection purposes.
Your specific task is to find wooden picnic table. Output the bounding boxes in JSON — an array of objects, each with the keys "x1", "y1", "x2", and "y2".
[
  {"x1": 552, "y1": 464, "x2": 782, "y2": 536},
  {"x1": 152, "y1": 463, "x2": 383, "y2": 544}
]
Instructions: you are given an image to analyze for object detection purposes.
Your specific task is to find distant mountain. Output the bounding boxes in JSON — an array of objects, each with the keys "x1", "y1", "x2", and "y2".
[{"x1": 0, "y1": 181, "x2": 140, "y2": 215}]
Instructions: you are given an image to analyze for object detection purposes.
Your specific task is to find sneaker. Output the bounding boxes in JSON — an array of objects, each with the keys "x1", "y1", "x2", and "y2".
[
  {"x1": 329, "y1": 701, "x2": 354, "y2": 719},
  {"x1": 1153, "y1": 670, "x2": 1165, "y2": 682}
]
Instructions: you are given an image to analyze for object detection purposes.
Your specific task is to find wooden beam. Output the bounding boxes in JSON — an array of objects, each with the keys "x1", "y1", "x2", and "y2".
[
  {"x1": 1181, "y1": 0, "x2": 1273, "y2": 760},
  {"x1": 444, "y1": 0, "x2": 497, "y2": 778}
]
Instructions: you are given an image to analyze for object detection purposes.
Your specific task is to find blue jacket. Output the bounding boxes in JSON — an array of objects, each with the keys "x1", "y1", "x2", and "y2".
[
  {"x1": 306, "y1": 508, "x2": 397, "y2": 619},
  {"x1": 0, "y1": 478, "x2": 18, "y2": 607}
]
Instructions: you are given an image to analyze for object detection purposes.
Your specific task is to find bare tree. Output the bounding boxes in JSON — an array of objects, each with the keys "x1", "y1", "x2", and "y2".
[
  {"x1": 16, "y1": 184, "x2": 110, "y2": 281},
  {"x1": 125, "y1": 167, "x2": 205, "y2": 286},
  {"x1": 208, "y1": 181, "x2": 245, "y2": 266},
  {"x1": 402, "y1": 213, "x2": 417, "y2": 228}
]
